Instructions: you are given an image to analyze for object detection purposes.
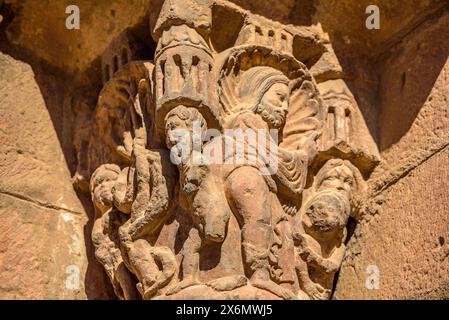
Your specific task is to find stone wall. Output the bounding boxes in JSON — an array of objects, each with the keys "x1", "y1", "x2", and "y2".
[
  {"x1": 0, "y1": 52, "x2": 89, "y2": 299},
  {"x1": 334, "y1": 7, "x2": 449, "y2": 299}
]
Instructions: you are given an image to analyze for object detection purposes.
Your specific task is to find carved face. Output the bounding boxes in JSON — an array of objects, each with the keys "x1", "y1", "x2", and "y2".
[
  {"x1": 257, "y1": 82, "x2": 289, "y2": 129},
  {"x1": 303, "y1": 192, "x2": 350, "y2": 234},
  {"x1": 165, "y1": 115, "x2": 191, "y2": 150},
  {"x1": 318, "y1": 165, "x2": 354, "y2": 195},
  {"x1": 91, "y1": 167, "x2": 119, "y2": 212},
  {"x1": 164, "y1": 106, "x2": 207, "y2": 152},
  {"x1": 237, "y1": 66, "x2": 290, "y2": 129}
]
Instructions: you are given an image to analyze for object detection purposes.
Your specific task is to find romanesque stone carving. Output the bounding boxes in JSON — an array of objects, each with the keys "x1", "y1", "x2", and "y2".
[{"x1": 86, "y1": 0, "x2": 379, "y2": 300}]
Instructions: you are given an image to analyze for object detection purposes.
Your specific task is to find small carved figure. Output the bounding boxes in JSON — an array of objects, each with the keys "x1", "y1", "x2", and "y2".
[
  {"x1": 294, "y1": 159, "x2": 361, "y2": 300},
  {"x1": 90, "y1": 164, "x2": 138, "y2": 300},
  {"x1": 117, "y1": 137, "x2": 178, "y2": 299}
]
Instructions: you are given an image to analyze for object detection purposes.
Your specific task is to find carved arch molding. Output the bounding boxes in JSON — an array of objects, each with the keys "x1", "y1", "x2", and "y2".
[{"x1": 79, "y1": 0, "x2": 380, "y2": 300}]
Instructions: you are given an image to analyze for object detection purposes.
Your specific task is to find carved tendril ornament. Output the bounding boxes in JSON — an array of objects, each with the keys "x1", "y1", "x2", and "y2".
[{"x1": 86, "y1": 0, "x2": 379, "y2": 300}]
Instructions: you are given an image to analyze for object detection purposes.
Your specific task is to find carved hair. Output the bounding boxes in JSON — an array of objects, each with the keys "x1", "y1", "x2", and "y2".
[
  {"x1": 314, "y1": 159, "x2": 367, "y2": 217},
  {"x1": 89, "y1": 163, "x2": 121, "y2": 193},
  {"x1": 237, "y1": 66, "x2": 289, "y2": 113},
  {"x1": 164, "y1": 105, "x2": 207, "y2": 132}
]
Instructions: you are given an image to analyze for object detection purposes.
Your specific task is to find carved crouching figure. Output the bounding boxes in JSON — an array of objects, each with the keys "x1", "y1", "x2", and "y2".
[
  {"x1": 90, "y1": 164, "x2": 139, "y2": 300},
  {"x1": 117, "y1": 137, "x2": 178, "y2": 299},
  {"x1": 293, "y1": 159, "x2": 361, "y2": 300}
]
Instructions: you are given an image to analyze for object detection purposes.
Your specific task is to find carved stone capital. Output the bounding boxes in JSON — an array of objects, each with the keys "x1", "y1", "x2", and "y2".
[{"x1": 86, "y1": 0, "x2": 380, "y2": 300}]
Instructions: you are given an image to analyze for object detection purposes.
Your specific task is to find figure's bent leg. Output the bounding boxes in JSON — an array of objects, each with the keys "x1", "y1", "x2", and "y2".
[
  {"x1": 226, "y1": 167, "x2": 273, "y2": 279},
  {"x1": 226, "y1": 166, "x2": 297, "y2": 299},
  {"x1": 166, "y1": 227, "x2": 202, "y2": 295},
  {"x1": 127, "y1": 239, "x2": 177, "y2": 299}
]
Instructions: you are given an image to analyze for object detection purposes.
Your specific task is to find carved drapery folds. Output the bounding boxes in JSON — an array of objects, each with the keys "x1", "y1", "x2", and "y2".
[{"x1": 85, "y1": 0, "x2": 380, "y2": 300}]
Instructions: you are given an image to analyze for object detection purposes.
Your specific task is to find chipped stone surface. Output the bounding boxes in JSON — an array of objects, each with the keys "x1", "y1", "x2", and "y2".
[
  {"x1": 371, "y1": 9, "x2": 449, "y2": 195},
  {"x1": 0, "y1": 194, "x2": 86, "y2": 299},
  {"x1": 0, "y1": 52, "x2": 109, "y2": 299}
]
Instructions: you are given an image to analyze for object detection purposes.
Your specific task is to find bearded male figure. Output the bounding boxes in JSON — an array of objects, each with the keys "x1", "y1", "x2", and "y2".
[{"x1": 222, "y1": 66, "x2": 317, "y2": 299}]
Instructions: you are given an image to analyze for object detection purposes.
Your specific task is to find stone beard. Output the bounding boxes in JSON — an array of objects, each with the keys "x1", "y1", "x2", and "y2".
[{"x1": 236, "y1": 66, "x2": 290, "y2": 130}]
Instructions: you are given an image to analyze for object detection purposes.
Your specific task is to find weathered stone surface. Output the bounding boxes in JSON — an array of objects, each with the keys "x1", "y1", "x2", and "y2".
[
  {"x1": 226, "y1": 0, "x2": 447, "y2": 57},
  {"x1": 334, "y1": 146, "x2": 449, "y2": 299},
  {"x1": 4, "y1": 0, "x2": 157, "y2": 79},
  {"x1": 312, "y1": 0, "x2": 447, "y2": 56},
  {"x1": 0, "y1": 194, "x2": 86, "y2": 299},
  {"x1": 0, "y1": 52, "x2": 89, "y2": 299},
  {"x1": 4, "y1": 0, "x2": 447, "y2": 79},
  {"x1": 0, "y1": 53, "x2": 80, "y2": 210},
  {"x1": 334, "y1": 8, "x2": 449, "y2": 300},
  {"x1": 371, "y1": 9, "x2": 449, "y2": 194}
]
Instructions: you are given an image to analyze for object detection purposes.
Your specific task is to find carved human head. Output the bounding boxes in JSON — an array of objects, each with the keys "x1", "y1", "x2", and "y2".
[
  {"x1": 301, "y1": 159, "x2": 358, "y2": 237},
  {"x1": 315, "y1": 159, "x2": 355, "y2": 196},
  {"x1": 302, "y1": 191, "x2": 350, "y2": 236},
  {"x1": 238, "y1": 66, "x2": 290, "y2": 129},
  {"x1": 90, "y1": 164, "x2": 121, "y2": 213},
  {"x1": 164, "y1": 105, "x2": 207, "y2": 150}
]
